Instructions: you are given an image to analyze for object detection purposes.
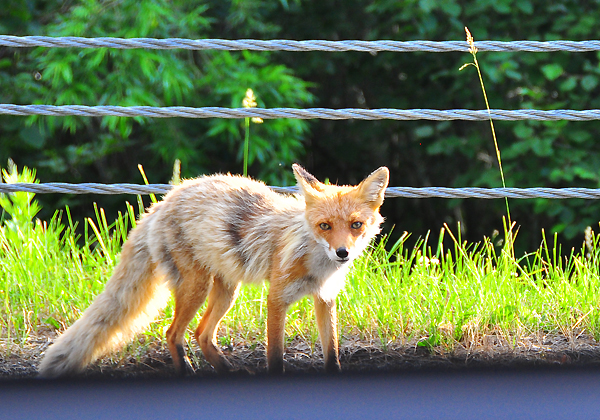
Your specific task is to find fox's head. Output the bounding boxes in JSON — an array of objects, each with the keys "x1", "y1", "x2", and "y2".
[{"x1": 293, "y1": 164, "x2": 389, "y2": 265}]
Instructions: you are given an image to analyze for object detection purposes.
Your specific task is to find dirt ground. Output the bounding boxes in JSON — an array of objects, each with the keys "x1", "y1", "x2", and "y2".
[{"x1": 3, "y1": 330, "x2": 600, "y2": 380}]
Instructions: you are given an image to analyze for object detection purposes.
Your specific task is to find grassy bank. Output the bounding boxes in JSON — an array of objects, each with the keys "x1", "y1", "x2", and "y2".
[{"x1": 2, "y1": 163, "x2": 600, "y2": 363}]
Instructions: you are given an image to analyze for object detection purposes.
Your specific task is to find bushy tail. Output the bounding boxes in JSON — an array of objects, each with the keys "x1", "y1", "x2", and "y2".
[{"x1": 38, "y1": 225, "x2": 170, "y2": 378}]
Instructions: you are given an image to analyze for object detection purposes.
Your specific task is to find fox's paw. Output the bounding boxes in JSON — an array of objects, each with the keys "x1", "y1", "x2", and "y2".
[
  {"x1": 180, "y1": 357, "x2": 196, "y2": 376},
  {"x1": 212, "y1": 356, "x2": 234, "y2": 374},
  {"x1": 267, "y1": 358, "x2": 285, "y2": 375},
  {"x1": 324, "y1": 359, "x2": 341, "y2": 374}
]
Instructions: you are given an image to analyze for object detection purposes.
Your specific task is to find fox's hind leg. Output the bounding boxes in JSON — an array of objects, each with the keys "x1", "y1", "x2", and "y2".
[
  {"x1": 194, "y1": 276, "x2": 240, "y2": 373},
  {"x1": 166, "y1": 266, "x2": 212, "y2": 375}
]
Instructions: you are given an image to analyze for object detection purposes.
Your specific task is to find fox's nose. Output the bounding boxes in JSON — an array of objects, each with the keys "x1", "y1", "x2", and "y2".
[{"x1": 336, "y1": 247, "x2": 349, "y2": 259}]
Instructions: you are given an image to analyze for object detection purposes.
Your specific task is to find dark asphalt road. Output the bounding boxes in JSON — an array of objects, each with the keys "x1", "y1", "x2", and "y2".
[{"x1": 2, "y1": 368, "x2": 599, "y2": 419}]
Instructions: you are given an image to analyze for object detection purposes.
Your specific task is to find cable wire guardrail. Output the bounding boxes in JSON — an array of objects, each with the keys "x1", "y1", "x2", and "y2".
[
  {"x1": 4, "y1": 183, "x2": 600, "y2": 199},
  {"x1": 3, "y1": 37, "x2": 600, "y2": 122},
  {"x1": 5, "y1": 105, "x2": 600, "y2": 121},
  {"x1": 3, "y1": 35, "x2": 599, "y2": 200},
  {"x1": 4, "y1": 36, "x2": 600, "y2": 53}
]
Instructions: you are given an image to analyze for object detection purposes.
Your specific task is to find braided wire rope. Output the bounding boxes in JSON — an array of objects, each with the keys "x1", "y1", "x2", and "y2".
[
  {"x1": 4, "y1": 183, "x2": 600, "y2": 199},
  {"x1": 3, "y1": 35, "x2": 599, "y2": 199},
  {"x1": 3, "y1": 36, "x2": 600, "y2": 52},
  {"x1": 4, "y1": 105, "x2": 600, "y2": 121},
  {"x1": 3, "y1": 36, "x2": 600, "y2": 121}
]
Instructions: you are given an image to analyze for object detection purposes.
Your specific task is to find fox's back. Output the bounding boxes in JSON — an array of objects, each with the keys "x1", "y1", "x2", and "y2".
[{"x1": 142, "y1": 174, "x2": 308, "y2": 285}]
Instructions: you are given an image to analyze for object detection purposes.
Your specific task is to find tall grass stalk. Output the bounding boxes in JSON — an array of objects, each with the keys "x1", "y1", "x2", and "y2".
[
  {"x1": 243, "y1": 117, "x2": 250, "y2": 177},
  {"x1": 241, "y1": 88, "x2": 263, "y2": 177},
  {"x1": 460, "y1": 27, "x2": 514, "y2": 258}
]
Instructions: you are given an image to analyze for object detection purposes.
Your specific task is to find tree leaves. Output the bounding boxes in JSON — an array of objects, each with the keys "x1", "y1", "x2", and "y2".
[
  {"x1": 541, "y1": 63, "x2": 564, "y2": 81},
  {"x1": 1, "y1": 0, "x2": 313, "y2": 189}
]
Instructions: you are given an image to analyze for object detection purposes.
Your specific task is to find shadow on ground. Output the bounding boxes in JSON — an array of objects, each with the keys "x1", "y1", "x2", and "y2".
[{"x1": 3, "y1": 332, "x2": 600, "y2": 379}]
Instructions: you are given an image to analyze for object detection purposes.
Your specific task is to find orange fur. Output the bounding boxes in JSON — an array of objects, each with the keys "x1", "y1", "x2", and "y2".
[{"x1": 38, "y1": 164, "x2": 389, "y2": 377}]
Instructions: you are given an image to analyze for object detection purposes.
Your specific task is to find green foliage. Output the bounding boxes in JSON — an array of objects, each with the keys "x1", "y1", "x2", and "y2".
[
  {"x1": 0, "y1": 162, "x2": 135, "y2": 345},
  {"x1": 4, "y1": 0, "x2": 600, "y2": 251},
  {"x1": 203, "y1": 52, "x2": 313, "y2": 184},
  {"x1": 340, "y1": 225, "x2": 600, "y2": 348},
  {"x1": 0, "y1": 160, "x2": 41, "y2": 240},
  {"x1": 0, "y1": 0, "x2": 313, "y2": 202},
  {"x1": 271, "y1": 0, "x2": 600, "y2": 252}
]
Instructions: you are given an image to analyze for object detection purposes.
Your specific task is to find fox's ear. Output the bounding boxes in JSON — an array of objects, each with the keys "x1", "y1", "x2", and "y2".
[
  {"x1": 356, "y1": 167, "x2": 389, "y2": 208},
  {"x1": 292, "y1": 164, "x2": 325, "y2": 200}
]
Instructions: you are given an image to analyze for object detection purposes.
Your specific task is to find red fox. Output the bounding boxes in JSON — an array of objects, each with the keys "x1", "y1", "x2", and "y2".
[{"x1": 38, "y1": 164, "x2": 389, "y2": 377}]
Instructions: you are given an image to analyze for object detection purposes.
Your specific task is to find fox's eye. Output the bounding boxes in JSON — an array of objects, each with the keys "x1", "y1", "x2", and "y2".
[
  {"x1": 351, "y1": 221, "x2": 363, "y2": 229},
  {"x1": 319, "y1": 223, "x2": 331, "y2": 231}
]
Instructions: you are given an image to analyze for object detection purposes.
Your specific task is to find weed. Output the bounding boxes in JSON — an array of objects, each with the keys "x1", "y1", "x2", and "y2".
[{"x1": 2, "y1": 165, "x2": 600, "y2": 361}]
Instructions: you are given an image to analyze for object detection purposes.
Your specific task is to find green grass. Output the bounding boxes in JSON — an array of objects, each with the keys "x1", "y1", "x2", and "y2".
[{"x1": 2, "y1": 163, "x2": 600, "y2": 360}]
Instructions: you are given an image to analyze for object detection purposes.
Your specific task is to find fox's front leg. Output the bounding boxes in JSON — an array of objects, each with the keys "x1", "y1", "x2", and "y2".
[
  {"x1": 266, "y1": 292, "x2": 289, "y2": 374},
  {"x1": 314, "y1": 295, "x2": 341, "y2": 373}
]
